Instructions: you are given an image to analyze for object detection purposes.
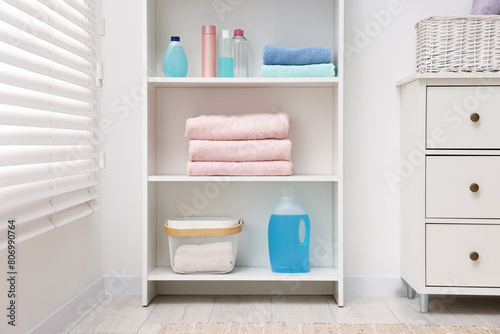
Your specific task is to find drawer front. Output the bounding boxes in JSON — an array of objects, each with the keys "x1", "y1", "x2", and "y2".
[
  {"x1": 426, "y1": 156, "x2": 500, "y2": 219},
  {"x1": 426, "y1": 224, "x2": 500, "y2": 287},
  {"x1": 427, "y1": 86, "x2": 500, "y2": 149}
]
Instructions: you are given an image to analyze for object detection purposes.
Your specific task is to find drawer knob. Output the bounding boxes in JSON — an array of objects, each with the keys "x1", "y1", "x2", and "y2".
[
  {"x1": 470, "y1": 113, "x2": 480, "y2": 122},
  {"x1": 470, "y1": 251, "x2": 479, "y2": 261},
  {"x1": 470, "y1": 183, "x2": 479, "y2": 192}
]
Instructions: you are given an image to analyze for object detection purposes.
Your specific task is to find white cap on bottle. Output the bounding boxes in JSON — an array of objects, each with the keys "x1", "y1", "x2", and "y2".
[
  {"x1": 281, "y1": 186, "x2": 294, "y2": 202},
  {"x1": 272, "y1": 187, "x2": 307, "y2": 215},
  {"x1": 222, "y1": 28, "x2": 230, "y2": 39}
]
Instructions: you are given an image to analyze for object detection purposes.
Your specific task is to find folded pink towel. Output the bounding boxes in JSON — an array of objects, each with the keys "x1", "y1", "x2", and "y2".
[
  {"x1": 187, "y1": 161, "x2": 293, "y2": 176},
  {"x1": 185, "y1": 111, "x2": 289, "y2": 140},
  {"x1": 189, "y1": 139, "x2": 292, "y2": 162}
]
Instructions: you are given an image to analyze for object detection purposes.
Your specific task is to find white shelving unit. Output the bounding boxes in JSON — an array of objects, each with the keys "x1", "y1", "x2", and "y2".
[{"x1": 142, "y1": 0, "x2": 344, "y2": 306}]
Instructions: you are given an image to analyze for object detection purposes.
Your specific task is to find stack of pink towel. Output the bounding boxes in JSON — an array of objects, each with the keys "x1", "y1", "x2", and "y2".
[{"x1": 185, "y1": 111, "x2": 293, "y2": 176}]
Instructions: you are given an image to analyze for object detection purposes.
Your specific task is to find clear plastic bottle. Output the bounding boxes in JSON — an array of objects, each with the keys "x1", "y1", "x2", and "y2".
[
  {"x1": 162, "y1": 36, "x2": 188, "y2": 77},
  {"x1": 268, "y1": 188, "x2": 310, "y2": 273},
  {"x1": 218, "y1": 29, "x2": 234, "y2": 77},
  {"x1": 232, "y1": 29, "x2": 248, "y2": 77}
]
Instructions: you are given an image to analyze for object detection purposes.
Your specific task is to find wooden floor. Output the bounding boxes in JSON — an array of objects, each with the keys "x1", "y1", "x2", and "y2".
[{"x1": 66, "y1": 295, "x2": 500, "y2": 334}]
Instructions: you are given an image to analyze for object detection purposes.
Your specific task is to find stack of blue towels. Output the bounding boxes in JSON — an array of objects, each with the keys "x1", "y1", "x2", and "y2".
[{"x1": 260, "y1": 45, "x2": 336, "y2": 78}]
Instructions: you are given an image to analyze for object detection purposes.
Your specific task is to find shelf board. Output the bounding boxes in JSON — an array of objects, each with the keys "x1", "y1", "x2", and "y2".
[
  {"x1": 148, "y1": 77, "x2": 338, "y2": 88},
  {"x1": 148, "y1": 266, "x2": 339, "y2": 282},
  {"x1": 148, "y1": 175, "x2": 338, "y2": 182},
  {"x1": 397, "y1": 72, "x2": 500, "y2": 86}
]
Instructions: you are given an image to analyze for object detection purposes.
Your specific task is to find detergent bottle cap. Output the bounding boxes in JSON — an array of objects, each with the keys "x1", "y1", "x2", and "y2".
[
  {"x1": 280, "y1": 186, "x2": 294, "y2": 202},
  {"x1": 273, "y1": 187, "x2": 307, "y2": 215}
]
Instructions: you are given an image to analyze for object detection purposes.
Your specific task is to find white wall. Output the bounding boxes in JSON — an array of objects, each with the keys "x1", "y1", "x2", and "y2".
[
  {"x1": 0, "y1": 216, "x2": 101, "y2": 334},
  {"x1": 100, "y1": 0, "x2": 144, "y2": 277},
  {"x1": 343, "y1": 0, "x2": 472, "y2": 278}
]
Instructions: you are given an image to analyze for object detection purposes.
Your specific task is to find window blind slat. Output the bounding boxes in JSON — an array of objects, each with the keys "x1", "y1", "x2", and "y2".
[
  {"x1": 0, "y1": 3, "x2": 97, "y2": 63},
  {"x1": 0, "y1": 126, "x2": 92, "y2": 146},
  {"x1": 0, "y1": 21, "x2": 95, "y2": 76},
  {"x1": 52, "y1": 129, "x2": 93, "y2": 146},
  {"x1": 0, "y1": 83, "x2": 96, "y2": 117},
  {"x1": 0, "y1": 159, "x2": 98, "y2": 188},
  {"x1": 51, "y1": 112, "x2": 96, "y2": 130},
  {"x1": 0, "y1": 164, "x2": 54, "y2": 188},
  {"x1": 0, "y1": 64, "x2": 98, "y2": 105},
  {"x1": 63, "y1": 0, "x2": 98, "y2": 23},
  {"x1": 0, "y1": 106, "x2": 95, "y2": 131},
  {"x1": 0, "y1": 176, "x2": 97, "y2": 211},
  {"x1": 0, "y1": 43, "x2": 96, "y2": 91},
  {"x1": 0, "y1": 217, "x2": 55, "y2": 249},
  {"x1": 54, "y1": 202, "x2": 94, "y2": 227},
  {"x1": 3, "y1": 0, "x2": 97, "y2": 49},
  {"x1": 55, "y1": 187, "x2": 97, "y2": 212},
  {"x1": 0, "y1": 145, "x2": 97, "y2": 166},
  {"x1": 38, "y1": 0, "x2": 98, "y2": 36},
  {"x1": 0, "y1": 198, "x2": 55, "y2": 229},
  {"x1": 16, "y1": 218, "x2": 56, "y2": 243},
  {"x1": 55, "y1": 175, "x2": 98, "y2": 196},
  {"x1": 0, "y1": 180, "x2": 53, "y2": 211},
  {"x1": 54, "y1": 159, "x2": 99, "y2": 178},
  {"x1": 0, "y1": 146, "x2": 54, "y2": 166},
  {"x1": 0, "y1": 188, "x2": 100, "y2": 238}
]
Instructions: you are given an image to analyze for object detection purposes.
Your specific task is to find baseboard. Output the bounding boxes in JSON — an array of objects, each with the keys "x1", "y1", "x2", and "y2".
[
  {"x1": 27, "y1": 277, "x2": 105, "y2": 334},
  {"x1": 103, "y1": 275, "x2": 142, "y2": 295},
  {"x1": 344, "y1": 276, "x2": 407, "y2": 296}
]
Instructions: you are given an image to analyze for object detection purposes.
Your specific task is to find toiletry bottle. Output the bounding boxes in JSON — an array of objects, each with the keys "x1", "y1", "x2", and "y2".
[
  {"x1": 268, "y1": 188, "x2": 310, "y2": 273},
  {"x1": 218, "y1": 29, "x2": 234, "y2": 77},
  {"x1": 202, "y1": 25, "x2": 216, "y2": 77},
  {"x1": 162, "y1": 36, "x2": 188, "y2": 77},
  {"x1": 233, "y1": 29, "x2": 248, "y2": 77}
]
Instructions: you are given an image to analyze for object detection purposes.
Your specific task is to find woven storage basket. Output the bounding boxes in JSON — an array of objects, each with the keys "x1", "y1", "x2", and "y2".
[{"x1": 416, "y1": 15, "x2": 500, "y2": 73}]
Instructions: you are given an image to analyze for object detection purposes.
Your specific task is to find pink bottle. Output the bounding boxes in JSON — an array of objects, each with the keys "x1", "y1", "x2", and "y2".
[{"x1": 202, "y1": 25, "x2": 216, "y2": 77}]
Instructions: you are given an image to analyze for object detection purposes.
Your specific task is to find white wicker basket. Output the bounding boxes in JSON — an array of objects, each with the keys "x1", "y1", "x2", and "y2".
[{"x1": 416, "y1": 15, "x2": 500, "y2": 73}]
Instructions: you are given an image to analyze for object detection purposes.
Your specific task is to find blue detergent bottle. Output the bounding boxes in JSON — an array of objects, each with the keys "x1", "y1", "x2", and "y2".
[
  {"x1": 268, "y1": 188, "x2": 311, "y2": 273},
  {"x1": 162, "y1": 36, "x2": 188, "y2": 77}
]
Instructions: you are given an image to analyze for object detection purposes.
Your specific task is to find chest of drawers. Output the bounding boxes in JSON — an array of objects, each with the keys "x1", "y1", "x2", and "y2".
[{"x1": 398, "y1": 75, "x2": 500, "y2": 312}]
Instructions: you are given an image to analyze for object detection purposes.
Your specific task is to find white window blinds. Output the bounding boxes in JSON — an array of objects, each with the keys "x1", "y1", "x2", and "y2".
[{"x1": 0, "y1": 0, "x2": 101, "y2": 248}]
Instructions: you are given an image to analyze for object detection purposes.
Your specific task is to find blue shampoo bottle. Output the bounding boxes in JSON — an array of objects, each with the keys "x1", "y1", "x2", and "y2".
[
  {"x1": 163, "y1": 36, "x2": 188, "y2": 77},
  {"x1": 268, "y1": 188, "x2": 310, "y2": 273}
]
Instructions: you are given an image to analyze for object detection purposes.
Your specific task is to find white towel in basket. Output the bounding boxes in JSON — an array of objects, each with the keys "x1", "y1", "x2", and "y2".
[{"x1": 174, "y1": 241, "x2": 235, "y2": 273}]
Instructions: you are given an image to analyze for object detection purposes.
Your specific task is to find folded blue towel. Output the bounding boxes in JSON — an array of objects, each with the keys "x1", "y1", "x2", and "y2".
[
  {"x1": 263, "y1": 45, "x2": 331, "y2": 65},
  {"x1": 471, "y1": 0, "x2": 500, "y2": 14},
  {"x1": 260, "y1": 64, "x2": 336, "y2": 78}
]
